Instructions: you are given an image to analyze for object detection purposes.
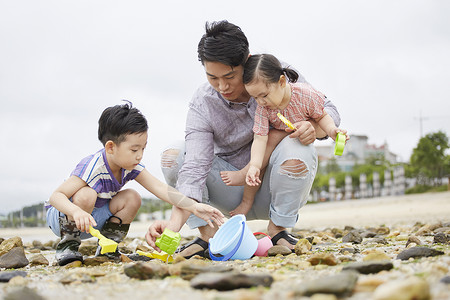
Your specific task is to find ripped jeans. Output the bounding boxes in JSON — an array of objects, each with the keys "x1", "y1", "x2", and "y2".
[{"x1": 161, "y1": 136, "x2": 318, "y2": 229}]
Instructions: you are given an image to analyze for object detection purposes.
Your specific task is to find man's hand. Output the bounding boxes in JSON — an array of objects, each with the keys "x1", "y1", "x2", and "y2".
[
  {"x1": 286, "y1": 120, "x2": 317, "y2": 145},
  {"x1": 145, "y1": 220, "x2": 169, "y2": 250}
]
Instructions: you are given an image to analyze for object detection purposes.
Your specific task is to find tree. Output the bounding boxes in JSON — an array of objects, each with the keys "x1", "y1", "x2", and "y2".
[{"x1": 409, "y1": 131, "x2": 449, "y2": 186}]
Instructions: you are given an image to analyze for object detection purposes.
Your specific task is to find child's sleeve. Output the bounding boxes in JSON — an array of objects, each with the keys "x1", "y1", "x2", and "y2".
[{"x1": 252, "y1": 105, "x2": 270, "y2": 136}]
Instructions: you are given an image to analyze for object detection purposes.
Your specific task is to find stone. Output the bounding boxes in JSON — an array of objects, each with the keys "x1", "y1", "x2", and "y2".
[
  {"x1": 433, "y1": 232, "x2": 449, "y2": 244},
  {"x1": 29, "y1": 254, "x2": 49, "y2": 266},
  {"x1": 0, "y1": 237, "x2": 23, "y2": 256},
  {"x1": 396, "y1": 246, "x2": 444, "y2": 260},
  {"x1": 124, "y1": 261, "x2": 170, "y2": 280},
  {"x1": 0, "y1": 247, "x2": 29, "y2": 268},
  {"x1": 294, "y1": 238, "x2": 312, "y2": 255},
  {"x1": 362, "y1": 250, "x2": 391, "y2": 261},
  {"x1": 342, "y1": 231, "x2": 362, "y2": 244},
  {"x1": 364, "y1": 237, "x2": 388, "y2": 245},
  {"x1": 405, "y1": 236, "x2": 422, "y2": 247},
  {"x1": 339, "y1": 247, "x2": 358, "y2": 254},
  {"x1": 376, "y1": 227, "x2": 390, "y2": 235},
  {"x1": 3, "y1": 286, "x2": 45, "y2": 300},
  {"x1": 372, "y1": 276, "x2": 430, "y2": 300},
  {"x1": 0, "y1": 271, "x2": 27, "y2": 282},
  {"x1": 78, "y1": 244, "x2": 97, "y2": 256},
  {"x1": 83, "y1": 256, "x2": 111, "y2": 266},
  {"x1": 308, "y1": 253, "x2": 338, "y2": 266},
  {"x1": 267, "y1": 245, "x2": 292, "y2": 256},
  {"x1": 180, "y1": 263, "x2": 233, "y2": 280},
  {"x1": 190, "y1": 272, "x2": 273, "y2": 291},
  {"x1": 293, "y1": 271, "x2": 358, "y2": 297},
  {"x1": 440, "y1": 276, "x2": 450, "y2": 284},
  {"x1": 64, "y1": 260, "x2": 82, "y2": 268},
  {"x1": 342, "y1": 260, "x2": 393, "y2": 274}
]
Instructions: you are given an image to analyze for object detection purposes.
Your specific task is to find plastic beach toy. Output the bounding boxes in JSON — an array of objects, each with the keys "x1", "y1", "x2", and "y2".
[
  {"x1": 136, "y1": 250, "x2": 174, "y2": 263},
  {"x1": 253, "y1": 232, "x2": 273, "y2": 257},
  {"x1": 209, "y1": 214, "x2": 258, "y2": 261},
  {"x1": 277, "y1": 113, "x2": 296, "y2": 131},
  {"x1": 334, "y1": 132, "x2": 346, "y2": 156},
  {"x1": 89, "y1": 226, "x2": 118, "y2": 254},
  {"x1": 155, "y1": 228, "x2": 181, "y2": 255}
]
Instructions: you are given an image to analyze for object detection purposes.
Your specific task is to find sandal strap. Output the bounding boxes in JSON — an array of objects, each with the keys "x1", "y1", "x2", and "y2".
[
  {"x1": 271, "y1": 230, "x2": 298, "y2": 246},
  {"x1": 175, "y1": 237, "x2": 209, "y2": 258}
]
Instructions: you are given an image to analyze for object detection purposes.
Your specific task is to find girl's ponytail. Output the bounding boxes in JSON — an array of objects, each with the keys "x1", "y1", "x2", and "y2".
[{"x1": 282, "y1": 67, "x2": 299, "y2": 83}]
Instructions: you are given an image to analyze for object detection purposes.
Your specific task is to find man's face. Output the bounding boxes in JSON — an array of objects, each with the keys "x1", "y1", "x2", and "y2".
[{"x1": 204, "y1": 61, "x2": 247, "y2": 102}]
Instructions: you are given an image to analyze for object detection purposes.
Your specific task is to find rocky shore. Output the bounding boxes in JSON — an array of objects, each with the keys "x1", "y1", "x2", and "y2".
[{"x1": 1, "y1": 193, "x2": 449, "y2": 300}]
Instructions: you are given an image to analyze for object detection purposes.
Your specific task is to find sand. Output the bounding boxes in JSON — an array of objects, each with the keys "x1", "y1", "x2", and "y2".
[{"x1": 1, "y1": 191, "x2": 449, "y2": 243}]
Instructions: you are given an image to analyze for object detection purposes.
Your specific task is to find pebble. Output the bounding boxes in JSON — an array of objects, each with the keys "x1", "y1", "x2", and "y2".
[
  {"x1": 0, "y1": 271, "x2": 27, "y2": 282},
  {"x1": 0, "y1": 237, "x2": 23, "y2": 256},
  {"x1": 396, "y1": 246, "x2": 444, "y2": 260},
  {"x1": 267, "y1": 245, "x2": 292, "y2": 256},
  {"x1": 294, "y1": 238, "x2": 312, "y2": 255},
  {"x1": 29, "y1": 254, "x2": 49, "y2": 266},
  {"x1": 372, "y1": 276, "x2": 430, "y2": 300},
  {"x1": 342, "y1": 230, "x2": 363, "y2": 244},
  {"x1": 0, "y1": 247, "x2": 29, "y2": 268},
  {"x1": 308, "y1": 253, "x2": 338, "y2": 266},
  {"x1": 342, "y1": 260, "x2": 393, "y2": 274},
  {"x1": 123, "y1": 261, "x2": 170, "y2": 279},
  {"x1": 190, "y1": 272, "x2": 273, "y2": 290},
  {"x1": 433, "y1": 232, "x2": 449, "y2": 244},
  {"x1": 293, "y1": 271, "x2": 359, "y2": 297}
]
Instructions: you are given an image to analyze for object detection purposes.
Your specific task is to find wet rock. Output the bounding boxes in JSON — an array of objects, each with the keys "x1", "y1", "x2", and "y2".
[
  {"x1": 339, "y1": 247, "x2": 358, "y2": 254},
  {"x1": 433, "y1": 232, "x2": 449, "y2": 244},
  {"x1": 396, "y1": 246, "x2": 444, "y2": 260},
  {"x1": 60, "y1": 272, "x2": 95, "y2": 284},
  {"x1": 0, "y1": 237, "x2": 23, "y2": 256},
  {"x1": 190, "y1": 272, "x2": 273, "y2": 291},
  {"x1": 342, "y1": 231, "x2": 362, "y2": 244},
  {"x1": 0, "y1": 271, "x2": 27, "y2": 282},
  {"x1": 3, "y1": 286, "x2": 45, "y2": 300},
  {"x1": 361, "y1": 230, "x2": 377, "y2": 238},
  {"x1": 331, "y1": 228, "x2": 344, "y2": 238},
  {"x1": 364, "y1": 237, "x2": 388, "y2": 245},
  {"x1": 343, "y1": 260, "x2": 393, "y2": 274},
  {"x1": 376, "y1": 227, "x2": 390, "y2": 235},
  {"x1": 180, "y1": 263, "x2": 233, "y2": 280},
  {"x1": 294, "y1": 238, "x2": 312, "y2": 255},
  {"x1": 124, "y1": 261, "x2": 170, "y2": 280},
  {"x1": 405, "y1": 236, "x2": 422, "y2": 247},
  {"x1": 293, "y1": 271, "x2": 358, "y2": 297},
  {"x1": 120, "y1": 253, "x2": 134, "y2": 263},
  {"x1": 29, "y1": 254, "x2": 49, "y2": 266},
  {"x1": 415, "y1": 223, "x2": 441, "y2": 236},
  {"x1": 441, "y1": 276, "x2": 450, "y2": 284},
  {"x1": 78, "y1": 244, "x2": 97, "y2": 256},
  {"x1": 0, "y1": 247, "x2": 29, "y2": 268},
  {"x1": 268, "y1": 245, "x2": 292, "y2": 256},
  {"x1": 83, "y1": 256, "x2": 111, "y2": 266},
  {"x1": 127, "y1": 253, "x2": 152, "y2": 261},
  {"x1": 372, "y1": 276, "x2": 430, "y2": 300},
  {"x1": 64, "y1": 260, "x2": 82, "y2": 268},
  {"x1": 308, "y1": 253, "x2": 338, "y2": 266}
]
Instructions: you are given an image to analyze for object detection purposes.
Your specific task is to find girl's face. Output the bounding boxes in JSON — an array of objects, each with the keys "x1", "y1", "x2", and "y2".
[{"x1": 245, "y1": 76, "x2": 288, "y2": 110}]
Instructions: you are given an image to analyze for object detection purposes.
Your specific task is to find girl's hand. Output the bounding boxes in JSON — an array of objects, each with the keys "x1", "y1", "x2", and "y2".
[
  {"x1": 192, "y1": 203, "x2": 225, "y2": 228},
  {"x1": 72, "y1": 209, "x2": 97, "y2": 233},
  {"x1": 246, "y1": 166, "x2": 261, "y2": 186},
  {"x1": 330, "y1": 128, "x2": 349, "y2": 141}
]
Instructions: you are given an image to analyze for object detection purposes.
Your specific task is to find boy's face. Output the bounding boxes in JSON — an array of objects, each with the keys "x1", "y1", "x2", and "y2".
[
  {"x1": 111, "y1": 132, "x2": 148, "y2": 171},
  {"x1": 204, "y1": 61, "x2": 249, "y2": 102}
]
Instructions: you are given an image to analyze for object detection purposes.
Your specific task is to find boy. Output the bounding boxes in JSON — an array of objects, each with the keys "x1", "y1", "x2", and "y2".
[{"x1": 46, "y1": 101, "x2": 224, "y2": 266}]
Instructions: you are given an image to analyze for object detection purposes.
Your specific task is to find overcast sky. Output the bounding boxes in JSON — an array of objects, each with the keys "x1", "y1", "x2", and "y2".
[{"x1": 1, "y1": 0, "x2": 449, "y2": 214}]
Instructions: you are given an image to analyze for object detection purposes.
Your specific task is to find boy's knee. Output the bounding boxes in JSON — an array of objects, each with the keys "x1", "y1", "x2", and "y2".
[
  {"x1": 126, "y1": 189, "x2": 142, "y2": 208},
  {"x1": 161, "y1": 149, "x2": 180, "y2": 168},
  {"x1": 279, "y1": 159, "x2": 309, "y2": 179},
  {"x1": 72, "y1": 187, "x2": 97, "y2": 209}
]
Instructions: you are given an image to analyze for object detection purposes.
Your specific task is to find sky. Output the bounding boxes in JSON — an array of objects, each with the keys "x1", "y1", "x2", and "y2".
[{"x1": 1, "y1": 0, "x2": 449, "y2": 214}]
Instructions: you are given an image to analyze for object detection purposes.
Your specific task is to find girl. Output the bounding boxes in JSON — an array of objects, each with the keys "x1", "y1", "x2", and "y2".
[{"x1": 221, "y1": 54, "x2": 348, "y2": 216}]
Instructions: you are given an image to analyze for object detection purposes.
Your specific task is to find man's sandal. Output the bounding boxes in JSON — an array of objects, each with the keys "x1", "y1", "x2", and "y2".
[
  {"x1": 175, "y1": 237, "x2": 209, "y2": 259},
  {"x1": 271, "y1": 230, "x2": 299, "y2": 252}
]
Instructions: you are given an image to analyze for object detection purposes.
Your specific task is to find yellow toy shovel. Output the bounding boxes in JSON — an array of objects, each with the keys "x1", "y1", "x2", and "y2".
[
  {"x1": 89, "y1": 225, "x2": 118, "y2": 254},
  {"x1": 136, "y1": 250, "x2": 173, "y2": 263}
]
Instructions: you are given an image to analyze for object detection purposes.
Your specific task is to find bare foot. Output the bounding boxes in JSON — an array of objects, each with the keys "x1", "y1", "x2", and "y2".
[
  {"x1": 220, "y1": 170, "x2": 246, "y2": 186},
  {"x1": 230, "y1": 201, "x2": 252, "y2": 216}
]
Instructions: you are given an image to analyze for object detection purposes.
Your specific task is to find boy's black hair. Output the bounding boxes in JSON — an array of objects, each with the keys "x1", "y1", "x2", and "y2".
[
  {"x1": 197, "y1": 20, "x2": 249, "y2": 67},
  {"x1": 98, "y1": 100, "x2": 148, "y2": 145},
  {"x1": 243, "y1": 54, "x2": 299, "y2": 85}
]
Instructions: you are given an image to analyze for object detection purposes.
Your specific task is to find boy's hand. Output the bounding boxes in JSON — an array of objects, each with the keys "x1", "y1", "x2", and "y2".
[
  {"x1": 246, "y1": 166, "x2": 261, "y2": 186},
  {"x1": 72, "y1": 209, "x2": 97, "y2": 233},
  {"x1": 192, "y1": 203, "x2": 225, "y2": 228},
  {"x1": 145, "y1": 220, "x2": 168, "y2": 250}
]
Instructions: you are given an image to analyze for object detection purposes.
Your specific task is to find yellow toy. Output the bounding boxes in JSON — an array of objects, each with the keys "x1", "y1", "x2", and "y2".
[
  {"x1": 277, "y1": 113, "x2": 297, "y2": 131},
  {"x1": 334, "y1": 132, "x2": 346, "y2": 156},
  {"x1": 89, "y1": 226, "x2": 118, "y2": 254},
  {"x1": 155, "y1": 228, "x2": 181, "y2": 255},
  {"x1": 136, "y1": 250, "x2": 174, "y2": 263}
]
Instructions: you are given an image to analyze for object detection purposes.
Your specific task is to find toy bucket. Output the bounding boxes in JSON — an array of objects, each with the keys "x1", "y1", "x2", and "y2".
[
  {"x1": 209, "y1": 214, "x2": 258, "y2": 261},
  {"x1": 253, "y1": 232, "x2": 273, "y2": 257}
]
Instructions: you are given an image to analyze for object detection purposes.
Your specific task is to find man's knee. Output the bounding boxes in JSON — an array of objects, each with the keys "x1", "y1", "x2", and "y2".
[
  {"x1": 279, "y1": 159, "x2": 309, "y2": 179},
  {"x1": 161, "y1": 149, "x2": 180, "y2": 168}
]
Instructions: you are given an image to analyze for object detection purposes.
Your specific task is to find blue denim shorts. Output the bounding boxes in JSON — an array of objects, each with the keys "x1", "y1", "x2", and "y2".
[{"x1": 46, "y1": 204, "x2": 113, "y2": 240}]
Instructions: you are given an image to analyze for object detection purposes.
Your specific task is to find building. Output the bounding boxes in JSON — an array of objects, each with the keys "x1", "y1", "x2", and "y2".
[{"x1": 315, "y1": 134, "x2": 398, "y2": 171}]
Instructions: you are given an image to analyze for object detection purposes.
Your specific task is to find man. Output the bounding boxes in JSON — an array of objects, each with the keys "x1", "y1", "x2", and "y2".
[{"x1": 146, "y1": 20, "x2": 340, "y2": 258}]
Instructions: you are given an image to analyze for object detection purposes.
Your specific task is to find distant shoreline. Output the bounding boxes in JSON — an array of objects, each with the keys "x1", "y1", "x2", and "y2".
[{"x1": 1, "y1": 191, "x2": 449, "y2": 243}]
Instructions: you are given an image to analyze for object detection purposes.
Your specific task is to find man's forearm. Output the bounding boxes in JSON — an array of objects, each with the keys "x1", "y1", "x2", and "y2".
[{"x1": 166, "y1": 205, "x2": 191, "y2": 232}]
